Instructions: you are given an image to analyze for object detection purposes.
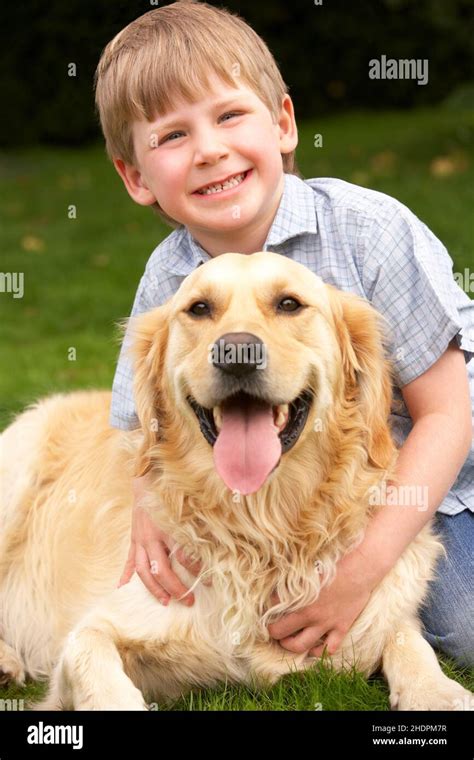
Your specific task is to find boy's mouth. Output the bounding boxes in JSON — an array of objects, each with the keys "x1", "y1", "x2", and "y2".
[{"x1": 192, "y1": 169, "x2": 252, "y2": 197}]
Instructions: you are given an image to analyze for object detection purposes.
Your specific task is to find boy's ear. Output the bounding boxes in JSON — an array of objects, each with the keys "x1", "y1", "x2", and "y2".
[
  {"x1": 113, "y1": 158, "x2": 157, "y2": 206},
  {"x1": 278, "y1": 95, "x2": 298, "y2": 155}
]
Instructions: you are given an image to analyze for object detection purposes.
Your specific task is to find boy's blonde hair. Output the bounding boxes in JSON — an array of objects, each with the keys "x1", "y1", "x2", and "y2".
[{"x1": 94, "y1": 0, "x2": 301, "y2": 227}]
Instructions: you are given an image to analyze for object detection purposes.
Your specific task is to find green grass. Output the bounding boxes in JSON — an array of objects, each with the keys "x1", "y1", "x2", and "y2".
[
  {"x1": 2, "y1": 654, "x2": 473, "y2": 711},
  {"x1": 1, "y1": 104, "x2": 473, "y2": 709}
]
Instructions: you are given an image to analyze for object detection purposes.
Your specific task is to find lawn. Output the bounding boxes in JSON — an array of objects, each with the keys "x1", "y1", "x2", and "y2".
[{"x1": 0, "y1": 104, "x2": 473, "y2": 709}]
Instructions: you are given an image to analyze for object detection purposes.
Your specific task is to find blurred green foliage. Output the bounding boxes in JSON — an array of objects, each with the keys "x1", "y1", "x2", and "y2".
[{"x1": 1, "y1": 0, "x2": 473, "y2": 147}]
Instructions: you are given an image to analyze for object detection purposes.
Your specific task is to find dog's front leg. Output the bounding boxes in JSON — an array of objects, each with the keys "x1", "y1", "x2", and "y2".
[{"x1": 36, "y1": 626, "x2": 148, "y2": 711}]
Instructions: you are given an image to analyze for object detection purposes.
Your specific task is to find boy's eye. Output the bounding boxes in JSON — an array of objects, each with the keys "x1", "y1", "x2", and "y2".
[
  {"x1": 219, "y1": 111, "x2": 241, "y2": 122},
  {"x1": 160, "y1": 130, "x2": 184, "y2": 145},
  {"x1": 158, "y1": 112, "x2": 242, "y2": 145}
]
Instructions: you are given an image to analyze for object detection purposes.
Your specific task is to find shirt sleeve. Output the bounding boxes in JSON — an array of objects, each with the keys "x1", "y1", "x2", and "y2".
[
  {"x1": 360, "y1": 201, "x2": 474, "y2": 388},
  {"x1": 109, "y1": 273, "x2": 156, "y2": 431}
]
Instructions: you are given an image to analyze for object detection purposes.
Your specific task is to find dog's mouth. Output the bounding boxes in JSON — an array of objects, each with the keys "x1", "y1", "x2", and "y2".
[{"x1": 186, "y1": 389, "x2": 313, "y2": 495}]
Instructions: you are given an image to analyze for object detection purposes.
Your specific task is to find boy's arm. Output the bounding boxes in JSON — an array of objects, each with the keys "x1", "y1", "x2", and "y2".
[
  {"x1": 268, "y1": 339, "x2": 472, "y2": 655},
  {"x1": 354, "y1": 197, "x2": 474, "y2": 547},
  {"x1": 352, "y1": 338, "x2": 472, "y2": 577}
]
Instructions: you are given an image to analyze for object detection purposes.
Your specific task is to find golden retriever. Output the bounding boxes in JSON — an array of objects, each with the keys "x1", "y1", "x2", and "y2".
[{"x1": 0, "y1": 252, "x2": 471, "y2": 710}]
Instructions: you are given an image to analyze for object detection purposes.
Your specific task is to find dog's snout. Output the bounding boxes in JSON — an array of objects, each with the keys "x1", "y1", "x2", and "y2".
[{"x1": 212, "y1": 332, "x2": 265, "y2": 376}]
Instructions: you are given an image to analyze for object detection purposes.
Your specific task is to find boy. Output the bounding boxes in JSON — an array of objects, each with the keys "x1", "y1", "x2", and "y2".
[{"x1": 94, "y1": 2, "x2": 474, "y2": 666}]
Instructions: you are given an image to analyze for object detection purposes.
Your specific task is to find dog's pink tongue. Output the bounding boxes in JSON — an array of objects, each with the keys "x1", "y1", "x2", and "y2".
[{"x1": 213, "y1": 398, "x2": 281, "y2": 494}]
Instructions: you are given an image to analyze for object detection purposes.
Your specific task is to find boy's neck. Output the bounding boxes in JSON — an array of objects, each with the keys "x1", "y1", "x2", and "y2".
[
  {"x1": 188, "y1": 174, "x2": 284, "y2": 258},
  {"x1": 191, "y1": 226, "x2": 268, "y2": 257}
]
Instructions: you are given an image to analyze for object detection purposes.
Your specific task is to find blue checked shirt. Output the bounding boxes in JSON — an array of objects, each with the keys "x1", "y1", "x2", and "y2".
[{"x1": 110, "y1": 173, "x2": 474, "y2": 516}]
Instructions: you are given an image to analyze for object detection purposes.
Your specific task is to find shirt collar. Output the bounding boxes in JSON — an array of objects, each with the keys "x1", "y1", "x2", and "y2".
[
  {"x1": 264, "y1": 173, "x2": 318, "y2": 248},
  {"x1": 157, "y1": 173, "x2": 318, "y2": 274}
]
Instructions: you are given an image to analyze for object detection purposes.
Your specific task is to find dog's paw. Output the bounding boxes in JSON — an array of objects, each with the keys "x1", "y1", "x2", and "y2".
[{"x1": 391, "y1": 677, "x2": 474, "y2": 711}]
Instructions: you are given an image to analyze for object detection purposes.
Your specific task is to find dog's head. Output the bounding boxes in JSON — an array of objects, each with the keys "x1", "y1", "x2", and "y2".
[{"x1": 129, "y1": 252, "x2": 395, "y2": 494}]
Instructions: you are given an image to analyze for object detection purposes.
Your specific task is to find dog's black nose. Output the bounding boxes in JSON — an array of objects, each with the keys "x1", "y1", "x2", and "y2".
[{"x1": 212, "y1": 332, "x2": 265, "y2": 376}]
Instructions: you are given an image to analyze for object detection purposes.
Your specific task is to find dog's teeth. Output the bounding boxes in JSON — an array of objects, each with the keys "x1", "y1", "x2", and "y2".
[
  {"x1": 274, "y1": 404, "x2": 289, "y2": 430},
  {"x1": 213, "y1": 407, "x2": 222, "y2": 432}
]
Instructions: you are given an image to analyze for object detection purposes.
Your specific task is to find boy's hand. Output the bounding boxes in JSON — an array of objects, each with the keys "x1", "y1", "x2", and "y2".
[
  {"x1": 267, "y1": 547, "x2": 381, "y2": 656},
  {"x1": 119, "y1": 476, "x2": 206, "y2": 605}
]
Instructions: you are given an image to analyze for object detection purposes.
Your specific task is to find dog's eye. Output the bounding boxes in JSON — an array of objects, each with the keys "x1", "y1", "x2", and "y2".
[
  {"x1": 277, "y1": 297, "x2": 302, "y2": 313},
  {"x1": 188, "y1": 301, "x2": 211, "y2": 317}
]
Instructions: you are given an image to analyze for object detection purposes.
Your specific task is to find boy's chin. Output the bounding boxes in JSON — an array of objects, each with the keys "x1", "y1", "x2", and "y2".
[{"x1": 190, "y1": 213, "x2": 253, "y2": 231}]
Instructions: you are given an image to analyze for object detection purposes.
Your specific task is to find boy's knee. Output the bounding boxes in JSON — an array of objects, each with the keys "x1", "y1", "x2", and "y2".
[{"x1": 422, "y1": 612, "x2": 474, "y2": 669}]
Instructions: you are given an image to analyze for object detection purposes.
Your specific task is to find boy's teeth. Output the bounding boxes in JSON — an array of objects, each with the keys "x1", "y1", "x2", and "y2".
[{"x1": 197, "y1": 171, "x2": 246, "y2": 195}]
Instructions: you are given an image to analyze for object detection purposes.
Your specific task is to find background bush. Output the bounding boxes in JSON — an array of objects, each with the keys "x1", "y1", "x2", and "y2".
[{"x1": 1, "y1": 0, "x2": 473, "y2": 147}]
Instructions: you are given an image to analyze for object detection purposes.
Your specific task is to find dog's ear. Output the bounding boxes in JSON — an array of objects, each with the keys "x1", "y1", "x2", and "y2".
[
  {"x1": 326, "y1": 285, "x2": 395, "y2": 470},
  {"x1": 122, "y1": 303, "x2": 172, "y2": 477}
]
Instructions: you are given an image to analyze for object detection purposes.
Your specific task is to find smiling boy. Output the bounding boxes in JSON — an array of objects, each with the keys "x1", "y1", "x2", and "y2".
[
  {"x1": 95, "y1": 1, "x2": 474, "y2": 668},
  {"x1": 116, "y1": 73, "x2": 293, "y2": 257}
]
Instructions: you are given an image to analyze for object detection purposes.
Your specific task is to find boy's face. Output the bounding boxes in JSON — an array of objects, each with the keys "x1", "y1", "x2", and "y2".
[{"x1": 114, "y1": 74, "x2": 298, "y2": 254}]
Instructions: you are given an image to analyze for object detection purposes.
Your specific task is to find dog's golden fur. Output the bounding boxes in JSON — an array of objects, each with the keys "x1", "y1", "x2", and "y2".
[{"x1": 0, "y1": 252, "x2": 471, "y2": 710}]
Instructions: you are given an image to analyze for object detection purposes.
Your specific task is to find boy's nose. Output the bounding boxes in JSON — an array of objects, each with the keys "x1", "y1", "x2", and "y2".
[
  {"x1": 195, "y1": 148, "x2": 229, "y2": 166},
  {"x1": 194, "y1": 133, "x2": 229, "y2": 165}
]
